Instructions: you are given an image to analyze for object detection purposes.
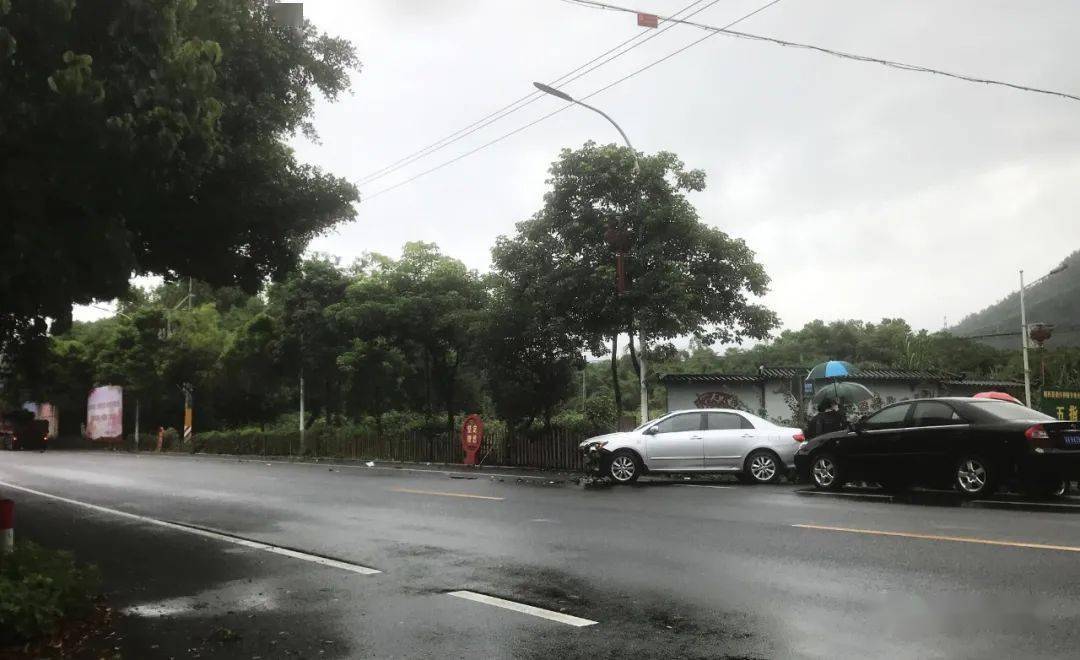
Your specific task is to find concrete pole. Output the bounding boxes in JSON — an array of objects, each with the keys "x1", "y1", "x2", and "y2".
[{"x1": 299, "y1": 369, "x2": 306, "y2": 455}]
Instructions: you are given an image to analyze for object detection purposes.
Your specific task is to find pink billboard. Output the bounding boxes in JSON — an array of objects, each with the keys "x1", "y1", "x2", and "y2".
[{"x1": 87, "y1": 386, "x2": 123, "y2": 441}]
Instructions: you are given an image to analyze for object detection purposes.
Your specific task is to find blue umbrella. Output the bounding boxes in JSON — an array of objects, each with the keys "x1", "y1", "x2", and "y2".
[{"x1": 806, "y1": 361, "x2": 857, "y2": 381}]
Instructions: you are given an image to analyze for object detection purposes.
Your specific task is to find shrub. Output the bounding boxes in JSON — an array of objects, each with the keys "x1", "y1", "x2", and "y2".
[{"x1": 0, "y1": 541, "x2": 100, "y2": 645}]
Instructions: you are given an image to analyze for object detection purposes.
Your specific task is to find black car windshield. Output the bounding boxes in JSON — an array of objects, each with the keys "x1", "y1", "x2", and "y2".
[{"x1": 967, "y1": 400, "x2": 1055, "y2": 422}]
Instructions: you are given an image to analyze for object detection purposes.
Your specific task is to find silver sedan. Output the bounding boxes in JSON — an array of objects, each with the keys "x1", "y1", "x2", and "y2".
[{"x1": 579, "y1": 408, "x2": 806, "y2": 484}]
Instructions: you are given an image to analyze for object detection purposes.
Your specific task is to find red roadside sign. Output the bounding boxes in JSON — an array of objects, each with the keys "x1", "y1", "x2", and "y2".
[
  {"x1": 637, "y1": 13, "x2": 659, "y2": 28},
  {"x1": 461, "y1": 414, "x2": 484, "y2": 465}
]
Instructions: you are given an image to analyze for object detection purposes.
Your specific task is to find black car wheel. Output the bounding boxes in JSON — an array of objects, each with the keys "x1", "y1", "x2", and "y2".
[
  {"x1": 810, "y1": 454, "x2": 843, "y2": 491},
  {"x1": 955, "y1": 455, "x2": 997, "y2": 497},
  {"x1": 607, "y1": 450, "x2": 641, "y2": 484},
  {"x1": 743, "y1": 450, "x2": 783, "y2": 485}
]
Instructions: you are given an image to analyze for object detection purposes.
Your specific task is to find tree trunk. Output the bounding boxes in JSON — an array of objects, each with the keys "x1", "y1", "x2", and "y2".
[
  {"x1": 444, "y1": 359, "x2": 458, "y2": 439},
  {"x1": 423, "y1": 350, "x2": 433, "y2": 422},
  {"x1": 627, "y1": 324, "x2": 641, "y2": 379},
  {"x1": 374, "y1": 384, "x2": 384, "y2": 441},
  {"x1": 610, "y1": 335, "x2": 622, "y2": 425}
]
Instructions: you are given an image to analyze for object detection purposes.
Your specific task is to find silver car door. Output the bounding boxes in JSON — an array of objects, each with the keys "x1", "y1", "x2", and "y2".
[
  {"x1": 645, "y1": 412, "x2": 705, "y2": 470},
  {"x1": 702, "y1": 412, "x2": 754, "y2": 469}
]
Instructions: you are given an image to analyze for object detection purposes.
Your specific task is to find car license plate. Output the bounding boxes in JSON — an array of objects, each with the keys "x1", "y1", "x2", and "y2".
[{"x1": 1065, "y1": 434, "x2": 1080, "y2": 447}]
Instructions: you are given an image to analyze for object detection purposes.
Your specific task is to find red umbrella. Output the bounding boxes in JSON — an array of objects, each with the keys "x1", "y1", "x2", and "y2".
[{"x1": 973, "y1": 391, "x2": 1022, "y2": 404}]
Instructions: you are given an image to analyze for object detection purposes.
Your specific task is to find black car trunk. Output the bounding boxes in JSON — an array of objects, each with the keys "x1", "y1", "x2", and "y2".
[{"x1": 1041, "y1": 421, "x2": 1080, "y2": 450}]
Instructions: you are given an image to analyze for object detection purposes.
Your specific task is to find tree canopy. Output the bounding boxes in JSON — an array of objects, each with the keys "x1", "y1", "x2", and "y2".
[
  {"x1": 0, "y1": 0, "x2": 359, "y2": 354},
  {"x1": 492, "y1": 142, "x2": 777, "y2": 416}
]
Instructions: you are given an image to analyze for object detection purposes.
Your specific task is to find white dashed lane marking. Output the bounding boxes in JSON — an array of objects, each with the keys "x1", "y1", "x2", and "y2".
[{"x1": 447, "y1": 590, "x2": 598, "y2": 627}]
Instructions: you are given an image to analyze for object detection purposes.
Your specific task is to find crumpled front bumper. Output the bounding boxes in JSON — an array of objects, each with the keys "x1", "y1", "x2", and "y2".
[{"x1": 580, "y1": 444, "x2": 614, "y2": 475}]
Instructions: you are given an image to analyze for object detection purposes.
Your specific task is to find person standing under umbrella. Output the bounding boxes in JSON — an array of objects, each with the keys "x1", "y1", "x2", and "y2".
[{"x1": 807, "y1": 398, "x2": 847, "y2": 439}]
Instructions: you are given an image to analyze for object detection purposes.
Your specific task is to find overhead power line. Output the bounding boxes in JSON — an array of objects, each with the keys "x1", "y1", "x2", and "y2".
[
  {"x1": 364, "y1": 0, "x2": 786, "y2": 200},
  {"x1": 565, "y1": 0, "x2": 1080, "y2": 103},
  {"x1": 358, "y1": 0, "x2": 719, "y2": 187}
]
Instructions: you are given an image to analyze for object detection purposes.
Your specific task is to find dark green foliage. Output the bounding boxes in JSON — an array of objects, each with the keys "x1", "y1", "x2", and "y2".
[
  {"x1": 0, "y1": 540, "x2": 100, "y2": 645},
  {"x1": 492, "y1": 142, "x2": 777, "y2": 417},
  {"x1": 0, "y1": 0, "x2": 359, "y2": 355}
]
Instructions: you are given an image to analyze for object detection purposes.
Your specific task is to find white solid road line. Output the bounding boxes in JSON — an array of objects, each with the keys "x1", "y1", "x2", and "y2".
[
  {"x1": 0, "y1": 480, "x2": 380, "y2": 575},
  {"x1": 447, "y1": 590, "x2": 598, "y2": 627}
]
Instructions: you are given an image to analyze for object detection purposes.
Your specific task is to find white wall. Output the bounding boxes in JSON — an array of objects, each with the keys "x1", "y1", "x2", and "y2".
[
  {"x1": 666, "y1": 382, "x2": 799, "y2": 425},
  {"x1": 666, "y1": 378, "x2": 950, "y2": 426}
]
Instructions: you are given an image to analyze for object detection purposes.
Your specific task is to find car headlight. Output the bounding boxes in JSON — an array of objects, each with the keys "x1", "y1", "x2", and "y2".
[{"x1": 584, "y1": 440, "x2": 608, "y2": 451}]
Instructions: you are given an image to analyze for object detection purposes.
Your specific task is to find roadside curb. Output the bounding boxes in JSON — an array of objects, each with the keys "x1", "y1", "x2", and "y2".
[
  {"x1": 128, "y1": 450, "x2": 580, "y2": 481},
  {"x1": 793, "y1": 488, "x2": 1080, "y2": 513}
]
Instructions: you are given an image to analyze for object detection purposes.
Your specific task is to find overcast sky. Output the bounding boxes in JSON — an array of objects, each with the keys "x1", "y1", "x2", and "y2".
[{"x1": 79, "y1": 0, "x2": 1080, "y2": 338}]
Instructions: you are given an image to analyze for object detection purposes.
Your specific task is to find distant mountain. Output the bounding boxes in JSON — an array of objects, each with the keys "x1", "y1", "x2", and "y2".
[{"x1": 950, "y1": 249, "x2": 1080, "y2": 350}]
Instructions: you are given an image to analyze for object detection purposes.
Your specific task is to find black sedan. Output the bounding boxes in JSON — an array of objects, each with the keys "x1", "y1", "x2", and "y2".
[{"x1": 794, "y1": 397, "x2": 1080, "y2": 498}]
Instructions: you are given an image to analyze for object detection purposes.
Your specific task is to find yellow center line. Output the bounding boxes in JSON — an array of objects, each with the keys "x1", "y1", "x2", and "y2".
[
  {"x1": 390, "y1": 487, "x2": 504, "y2": 501},
  {"x1": 793, "y1": 523, "x2": 1080, "y2": 553}
]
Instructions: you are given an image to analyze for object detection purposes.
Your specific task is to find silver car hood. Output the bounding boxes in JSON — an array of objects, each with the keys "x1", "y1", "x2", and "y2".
[{"x1": 578, "y1": 431, "x2": 633, "y2": 448}]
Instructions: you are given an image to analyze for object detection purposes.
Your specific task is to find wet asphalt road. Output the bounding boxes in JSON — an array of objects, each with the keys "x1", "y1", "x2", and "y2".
[{"x1": 2, "y1": 451, "x2": 1079, "y2": 659}]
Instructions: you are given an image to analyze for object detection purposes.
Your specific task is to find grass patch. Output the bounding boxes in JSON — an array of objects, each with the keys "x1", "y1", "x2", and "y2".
[{"x1": 0, "y1": 541, "x2": 101, "y2": 646}]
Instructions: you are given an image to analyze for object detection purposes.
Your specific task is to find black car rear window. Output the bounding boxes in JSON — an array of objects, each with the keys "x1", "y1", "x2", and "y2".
[{"x1": 965, "y1": 400, "x2": 1055, "y2": 422}]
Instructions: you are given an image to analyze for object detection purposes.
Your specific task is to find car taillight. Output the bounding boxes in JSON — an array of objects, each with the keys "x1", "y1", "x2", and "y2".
[
  {"x1": 1026, "y1": 424, "x2": 1052, "y2": 450},
  {"x1": 793, "y1": 433, "x2": 806, "y2": 442}
]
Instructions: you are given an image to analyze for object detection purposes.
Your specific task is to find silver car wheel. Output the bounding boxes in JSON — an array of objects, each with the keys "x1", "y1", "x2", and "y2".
[
  {"x1": 750, "y1": 454, "x2": 777, "y2": 482},
  {"x1": 957, "y1": 459, "x2": 987, "y2": 493},
  {"x1": 812, "y1": 457, "x2": 836, "y2": 488},
  {"x1": 610, "y1": 455, "x2": 636, "y2": 482}
]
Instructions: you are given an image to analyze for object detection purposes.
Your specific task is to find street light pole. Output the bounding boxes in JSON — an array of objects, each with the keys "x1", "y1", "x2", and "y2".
[
  {"x1": 1019, "y1": 269, "x2": 1032, "y2": 407},
  {"x1": 1019, "y1": 262, "x2": 1069, "y2": 407},
  {"x1": 533, "y1": 82, "x2": 649, "y2": 424}
]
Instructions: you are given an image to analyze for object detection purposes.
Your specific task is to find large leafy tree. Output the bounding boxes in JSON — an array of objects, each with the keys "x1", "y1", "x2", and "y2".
[
  {"x1": 330, "y1": 243, "x2": 489, "y2": 433},
  {"x1": 268, "y1": 256, "x2": 351, "y2": 425},
  {"x1": 494, "y1": 142, "x2": 777, "y2": 416},
  {"x1": 0, "y1": 0, "x2": 359, "y2": 355},
  {"x1": 483, "y1": 275, "x2": 580, "y2": 430}
]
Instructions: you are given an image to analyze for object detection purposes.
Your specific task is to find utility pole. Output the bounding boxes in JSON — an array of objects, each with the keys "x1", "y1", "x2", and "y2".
[
  {"x1": 1019, "y1": 262, "x2": 1069, "y2": 408},
  {"x1": 1020, "y1": 270, "x2": 1032, "y2": 407},
  {"x1": 298, "y1": 332, "x2": 306, "y2": 455},
  {"x1": 299, "y1": 367, "x2": 306, "y2": 455},
  {"x1": 134, "y1": 399, "x2": 140, "y2": 452},
  {"x1": 533, "y1": 81, "x2": 649, "y2": 424}
]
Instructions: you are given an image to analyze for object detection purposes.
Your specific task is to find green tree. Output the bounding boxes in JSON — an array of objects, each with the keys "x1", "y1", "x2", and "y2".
[
  {"x1": 0, "y1": 0, "x2": 359, "y2": 356},
  {"x1": 494, "y1": 142, "x2": 777, "y2": 418},
  {"x1": 483, "y1": 277, "x2": 580, "y2": 430},
  {"x1": 218, "y1": 311, "x2": 287, "y2": 428},
  {"x1": 337, "y1": 337, "x2": 407, "y2": 438},
  {"x1": 330, "y1": 243, "x2": 489, "y2": 434},
  {"x1": 269, "y1": 256, "x2": 351, "y2": 426}
]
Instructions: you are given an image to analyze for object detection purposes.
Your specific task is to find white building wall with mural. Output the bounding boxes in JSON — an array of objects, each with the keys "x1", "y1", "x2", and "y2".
[{"x1": 661, "y1": 367, "x2": 1023, "y2": 427}]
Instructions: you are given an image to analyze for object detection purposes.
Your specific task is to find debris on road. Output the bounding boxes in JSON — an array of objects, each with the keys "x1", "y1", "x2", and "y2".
[{"x1": 365, "y1": 461, "x2": 375, "y2": 467}]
